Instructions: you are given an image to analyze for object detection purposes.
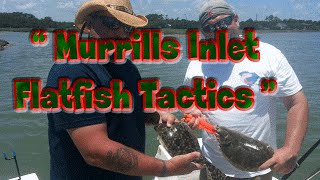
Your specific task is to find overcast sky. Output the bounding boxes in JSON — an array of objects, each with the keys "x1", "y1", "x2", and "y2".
[{"x1": 1, "y1": 0, "x2": 319, "y2": 22}]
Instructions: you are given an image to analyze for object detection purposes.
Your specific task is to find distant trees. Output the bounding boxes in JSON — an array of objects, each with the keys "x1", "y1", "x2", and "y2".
[
  {"x1": 145, "y1": 14, "x2": 199, "y2": 29},
  {"x1": 0, "y1": 12, "x2": 74, "y2": 29},
  {"x1": 240, "y1": 15, "x2": 320, "y2": 31},
  {"x1": 265, "y1": 15, "x2": 281, "y2": 22},
  {"x1": 0, "y1": 12, "x2": 319, "y2": 31}
]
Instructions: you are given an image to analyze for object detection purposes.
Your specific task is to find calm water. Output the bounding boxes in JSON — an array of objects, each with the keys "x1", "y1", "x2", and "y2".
[{"x1": 0, "y1": 31, "x2": 319, "y2": 180}]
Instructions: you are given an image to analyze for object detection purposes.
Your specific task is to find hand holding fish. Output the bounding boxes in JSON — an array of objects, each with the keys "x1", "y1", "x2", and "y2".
[
  {"x1": 259, "y1": 146, "x2": 298, "y2": 174},
  {"x1": 163, "y1": 152, "x2": 204, "y2": 176},
  {"x1": 183, "y1": 109, "x2": 203, "y2": 129},
  {"x1": 144, "y1": 111, "x2": 179, "y2": 126},
  {"x1": 158, "y1": 111, "x2": 179, "y2": 127},
  {"x1": 154, "y1": 122, "x2": 225, "y2": 177},
  {"x1": 182, "y1": 114, "x2": 274, "y2": 172},
  {"x1": 182, "y1": 114, "x2": 216, "y2": 135}
]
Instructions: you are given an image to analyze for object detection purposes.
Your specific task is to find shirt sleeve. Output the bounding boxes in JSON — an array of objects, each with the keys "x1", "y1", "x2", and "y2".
[
  {"x1": 274, "y1": 52, "x2": 302, "y2": 97},
  {"x1": 46, "y1": 64, "x2": 107, "y2": 131},
  {"x1": 183, "y1": 74, "x2": 192, "y2": 87},
  {"x1": 183, "y1": 61, "x2": 197, "y2": 86}
]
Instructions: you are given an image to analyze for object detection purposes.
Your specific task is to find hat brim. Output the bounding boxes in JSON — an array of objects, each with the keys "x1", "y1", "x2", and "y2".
[
  {"x1": 107, "y1": 7, "x2": 148, "y2": 27},
  {"x1": 75, "y1": 2, "x2": 148, "y2": 30}
]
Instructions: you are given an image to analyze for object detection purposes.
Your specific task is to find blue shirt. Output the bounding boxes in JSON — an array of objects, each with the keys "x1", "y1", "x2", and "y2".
[{"x1": 46, "y1": 61, "x2": 145, "y2": 180}]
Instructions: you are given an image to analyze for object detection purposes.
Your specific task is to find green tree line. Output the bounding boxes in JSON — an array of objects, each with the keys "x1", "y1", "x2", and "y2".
[
  {"x1": 240, "y1": 15, "x2": 320, "y2": 31},
  {"x1": 1, "y1": 12, "x2": 320, "y2": 31},
  {"x1": 0, "y1": 12, "x2": 73, "y2": 29}
]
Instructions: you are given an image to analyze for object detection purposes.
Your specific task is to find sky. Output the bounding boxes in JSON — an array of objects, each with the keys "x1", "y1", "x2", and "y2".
[{"x1": 0, "y1": 0, "x2": 320, "y2": 22}]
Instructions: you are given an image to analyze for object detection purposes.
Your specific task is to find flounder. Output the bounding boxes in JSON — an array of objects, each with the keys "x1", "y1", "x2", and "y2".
[
  {"x1": 216, "y1": 126, "x2": 274, "y2": 172},
  {"x1": 154, "y1": 122, "x2": 227, "y2": 179},
  {"x1": 154, "y1": 122, "x2": 206, "y2": 164},
  {"x1": 183, "y1": 114, "x2": 274, "y2": 172}
]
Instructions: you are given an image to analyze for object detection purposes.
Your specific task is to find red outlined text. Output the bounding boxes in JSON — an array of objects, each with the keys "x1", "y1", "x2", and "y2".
[
  {"x1": 14, "y1": 78, "x2": 255, "y2": 113},
  {"x1": 13, "y1": 78, "x2": 132, "y2": 113},
  {"x1": 54, "y1": 29, "x2": 181, "y2": 64}
]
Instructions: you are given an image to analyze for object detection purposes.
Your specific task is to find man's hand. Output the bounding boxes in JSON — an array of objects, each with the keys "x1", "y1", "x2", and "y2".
[
  {"x1": 158, "y1": 111, "x2": 179, "y2": 127},
  {"x1": 259, "y1": 90, "x2": 308, "y2": 174},
  {"x1": 259, "y1": 146, "x2": 298, "y2": 174},
  {"x1": 184, "y1": 109, "x2": 205, "y2": 129},
  {"x1": 68, "y1": 123, "x2": 201, "y2": 177},
  {"x1": 165, "y1": 152, "x2": 203, "y2": 176}
]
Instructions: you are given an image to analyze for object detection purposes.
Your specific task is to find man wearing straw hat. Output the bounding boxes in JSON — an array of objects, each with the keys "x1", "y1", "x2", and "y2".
[
  {"x1": 46, "y1": 0, "x2": 202, "y2": 179},
  {"x1": 184, "y1": 0, "x2": 309, "y2": 179}
]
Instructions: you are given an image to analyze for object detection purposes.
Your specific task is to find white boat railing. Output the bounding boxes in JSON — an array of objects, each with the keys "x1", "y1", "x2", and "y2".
[{"x1": 8, "y1": 173, "x2": 39, "y2": 180}]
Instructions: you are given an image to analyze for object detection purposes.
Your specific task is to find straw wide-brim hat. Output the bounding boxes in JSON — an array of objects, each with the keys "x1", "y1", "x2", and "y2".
[{"x1": 75, "y1": 0, "x2": 148, "y2": 30}]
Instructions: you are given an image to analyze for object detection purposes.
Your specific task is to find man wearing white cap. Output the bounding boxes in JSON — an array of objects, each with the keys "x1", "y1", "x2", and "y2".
[
  {"x1": 184, "y1": 0, "x2": 309, "y2": 179},
  {"x1": 46, "y1": 0, "x2": 202, "y2": 179}
]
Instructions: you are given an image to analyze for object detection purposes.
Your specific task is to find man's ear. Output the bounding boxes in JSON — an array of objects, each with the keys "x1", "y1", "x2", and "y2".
[
  {"x1": 233, "y1": 15, "x2": 239, "y2": 23},
  {"x1": 83, "y1": 22, "x2": 92, "y2": 34},
  {"x1": 82, "y1": 16, "x2": 93, "y2": 34},
  {"x1": 83, "y1": 28, "x2": 91, "y2": 34}
]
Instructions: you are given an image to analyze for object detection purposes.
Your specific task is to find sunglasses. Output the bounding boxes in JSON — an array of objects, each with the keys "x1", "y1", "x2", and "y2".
[
  {"x1": 97, "y1": 16, "x2": 134, "y2": 33},
  {"x1": 202, "y1": 15, "x2": 234, "y2": 33}
]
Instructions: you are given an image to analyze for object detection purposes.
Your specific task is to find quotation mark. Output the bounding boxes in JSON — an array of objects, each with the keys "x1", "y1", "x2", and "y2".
[
  {"x1": 30, "y1": 29, "x2": 48, "y2": 46},
  {"x1": 260, "y1": 78, "x2": 278, "y2": 94}
]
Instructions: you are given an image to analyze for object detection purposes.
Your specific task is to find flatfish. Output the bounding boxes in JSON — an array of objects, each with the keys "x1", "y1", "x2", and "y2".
[
  {"x1": 154, "y1": 122, "x2": 206, "y2": 164},
  {"x1": 183, "y1": 114, "x2": 274, "y2": 172},
  {"x1": 216, "y1": 126, "x2": 274, "y2": 172},
  {"x1": 154, "y1": 122, "x2": 227, "y2": 179}
]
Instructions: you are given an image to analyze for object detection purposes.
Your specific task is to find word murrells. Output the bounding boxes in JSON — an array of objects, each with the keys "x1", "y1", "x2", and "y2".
[{"x1": 54, "y1": 29, "x2": 180, "y2": 63}]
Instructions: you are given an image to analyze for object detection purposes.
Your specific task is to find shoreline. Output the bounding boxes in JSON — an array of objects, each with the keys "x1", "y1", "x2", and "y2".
[
  {"x1": 161, "y1": 29, "x2": 320, "y2": 35},
  {"x1": 0, "y1": 28, "x2": 76, "y2": 32},
  {"x1": 1, "y1": 28, "x2": 319, "y2": 34},
  {"x1": 0, "y1": 39, "x2": 10, "y2": 50}
]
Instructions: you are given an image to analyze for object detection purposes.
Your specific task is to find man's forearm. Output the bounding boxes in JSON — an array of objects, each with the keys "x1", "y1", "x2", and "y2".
[
  {"x1": 88, "y1": 140, "x2": 164, "y2": 176},
  {"x1": 284, "y1": 93, "x2": 309, "y2": 155}
]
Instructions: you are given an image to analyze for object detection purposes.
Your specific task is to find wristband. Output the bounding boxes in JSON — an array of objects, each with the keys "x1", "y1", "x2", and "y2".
[{"x1": 160, "y1": 160, "x2": 167, "y2": 177}]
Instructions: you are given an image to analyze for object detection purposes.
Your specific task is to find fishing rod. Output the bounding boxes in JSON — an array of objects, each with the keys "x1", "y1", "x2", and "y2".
[
  {"x1": 281, "y1": 138, "x2": 320, "y2": 180},
  {"x1": 3, "y1": 150, "x2": 22, "y2": 180},
  {"x1": 305, "y1": 168, "x2": 320, "y2": 180}
]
